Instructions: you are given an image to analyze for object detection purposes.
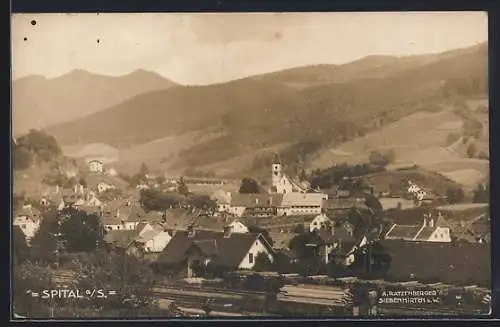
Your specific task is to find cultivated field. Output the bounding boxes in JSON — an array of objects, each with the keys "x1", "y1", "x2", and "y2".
[{"x1": 310, "y1": 106, "x2": 489, "y2": 190}]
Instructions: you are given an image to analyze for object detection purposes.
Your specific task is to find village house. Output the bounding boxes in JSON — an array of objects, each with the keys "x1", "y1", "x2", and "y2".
[
  {"x1": 40, "y1": 189, "x2": 66, "y2": 211},
  {"x1": 103, "y1": 222, "x2": 163, "y2": 255},
  {"x1": 210, "y1": 189, "x2": 232, "y2": 213},
  {"x1": 184, "y1": 177, "x2": 226, "y2": 186},
  {"x1": 229, "y1": 193, "x2": 283, "y2": 217},
  {"x1": 13, "y1": 204, "x2": 41, "y2": 242},
  {"x1": 85, "y1": 174, "x2": 129, "y2": 194},
  {"x1": 227, "y1": 220, "x2": 249, "y2": 234},
  {"x1": 135, "y1": 224, "x2": 173, "y2": 254},
  {"x1": 88, "y1": 159, "x2": 104, "y2": 174},
  {"x1": 325, "y1": 185, "x2": 351, "y2": 199},
  {"x1": 309, "y1": 222, "x2": 358, "y2": 265},
  {"x1": 384, "y1": 213, "x2": 452, "y2": 243},
  {"x1": 101, "y1": 202, "x2": 153, "y2": 231},
  {"x1": 309, "y1": 213, "x2": 333, "y2": 232},
  {"x1": 152, "y1": 224, "x2": 274, "y2": 278},
  {"x1": 278, "y1": 192, "x2": 325, "y2": 216}
]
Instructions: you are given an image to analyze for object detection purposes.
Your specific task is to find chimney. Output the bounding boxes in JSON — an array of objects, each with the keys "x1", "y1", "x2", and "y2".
[
  {"x1": 56, "y1": 185, "x2": 60, "y2": 194},
  {"x1": 422, "y1": 215, "x2": 427, "y2": 228},
  {"x1": 116, "y1": 208, "x2": 120, "y2": 218},
  {"x1": 255, "y1": 198, "x2": 259, "y2": 205},
  {"x1": 429, "y1": 217, "x2": 435, "y2": 228},
  {"x1": 223, "y1": 225, "x2": 233, "y2": 238}
]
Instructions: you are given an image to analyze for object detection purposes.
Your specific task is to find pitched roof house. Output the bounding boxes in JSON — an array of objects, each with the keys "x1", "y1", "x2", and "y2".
[
  {"x1": 309, "y1": 213, "x2": 333, "y2": 232},
  {"x1": 385, "y1": 213, "x2": 451, "y2": 243},
  {"x1": 278, "y1": 192, "x2": 326, "y2": 216},
  {"x1": 153, "y1": 225, "x2": 274, "y2": 277},
  {"x1": 229, "y1": 193, "x2": 283, "y2": 217},
  {"x1": 308, "y1": 222, "x2": 358, "y2": 265},
  {"x1": 210, "y1": 189, "x2": 232, "y2": 213}
]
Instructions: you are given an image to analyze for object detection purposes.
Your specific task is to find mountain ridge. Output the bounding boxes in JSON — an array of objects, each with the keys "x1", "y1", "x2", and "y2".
[{"x1": 12, "y1": 69, "x2": 179, "y2": 135}]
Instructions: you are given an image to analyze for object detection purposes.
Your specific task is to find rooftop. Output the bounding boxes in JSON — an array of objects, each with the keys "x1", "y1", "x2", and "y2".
[{"x1": 155, "y1": 229, "x2": 272, "y2": 268}]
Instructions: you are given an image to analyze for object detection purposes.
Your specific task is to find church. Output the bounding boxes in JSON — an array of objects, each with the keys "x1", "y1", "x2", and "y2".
[
  {"x1": 271, "y1": 153, "x2": 310, "y2": 194},
  {"x1": 270, "y1": 154, "x2": 327, "y2": 216}
]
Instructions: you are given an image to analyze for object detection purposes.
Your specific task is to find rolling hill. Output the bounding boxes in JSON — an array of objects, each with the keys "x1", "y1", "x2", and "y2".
[
  {"x1": 249, "y1": 43, "x2": 485, "y2": 89},
  {"x1": 12, "y1": 69, "x2": 178, "y2": 136},
  {"x1": 42, "y1": 42, "x2": 487, "y2": 179}
]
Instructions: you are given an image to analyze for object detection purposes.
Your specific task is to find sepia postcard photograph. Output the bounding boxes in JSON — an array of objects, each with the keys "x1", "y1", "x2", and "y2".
[{"x1": 11, "y1": 11, "x2": 490, "y2": 319}]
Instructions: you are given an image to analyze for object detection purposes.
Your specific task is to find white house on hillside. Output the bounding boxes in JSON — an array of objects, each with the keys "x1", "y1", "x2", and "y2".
[
  {"x1": 88, "y1": 159, "x2": 104, "y2": 174},
  {"x1": 13, "y1": 204, "x2": 41, "y2": 242}
]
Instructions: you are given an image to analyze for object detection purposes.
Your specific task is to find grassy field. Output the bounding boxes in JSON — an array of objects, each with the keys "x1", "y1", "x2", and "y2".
[
  {"x1": 309, "y1": 105, "x2": 489, "y2": 191},
  {"x1": 362, "y1": 168, "x2": 460, "y2": 196},
  {"x1": 310, "y1": 110, "x2": 463, "y2": 169}
]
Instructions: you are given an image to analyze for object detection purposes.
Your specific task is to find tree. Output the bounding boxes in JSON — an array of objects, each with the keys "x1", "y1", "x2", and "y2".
[
  {"x1": 177, "y1": 177, "x2": 189, "y2": 197},
  {"x1": 254, "y1": 252, "x2": 273, "y2": 272},
  {"x1": 13, "y1": 145, "x2": 34, "y2": 170},
  {"x1": 446, "y1": 187, "x2": 465, "y2": 204},
  {"x1": 299, "y1": 169, "x2": 307, "y2": 182},
  {"x1": 30, "y1": 212, "x2": 60, "y2": 264},
  {"x1": 58, "y1": 207, "x2": 105, "y2": 253},
  {"x1": 13, "y1": 227, "x2": 30, "y2": 264},
  {"x1": 12, "y1": 262, "x2": 58, "y2": 317},
  {"x1": 477, "y1": 151, "x2": 489, "y2": 160},
  {"x1": 74, "y1": 250, "x2": 160, "y2": 314},
  {"x1": 369, "y1": 150, "x2": 394, "y2": 168},
  {"x1": 140, "y1": 189, "x2": 182, "y2": 212},
  {"x1": 292, "y1": 224, "x2": 306, "y2": 234},
  {"x1": 346, "y1": 207, "x2": 380, "y2": 239},
  {"x1": 186, "y1": 194, "x2": 217, "y2": 211},
  {"x1": 139, "y1": 163, "x2": 149, "y2": 177},
  {"x1": 79, "y1": 177, "x2": 87, "y2": 188},
  {"x1": 467, "y1": 143, "x2": 478, "y2": 158},
  {"x1": 239, "y1": 178, "x2": 261, "y2": 194},
  {"x1": 446, "y1": 132, "x2": 461, "y2": 146},
  {"x1": 473, "y1": 183, "x2": 489, "y2": 203},
  {"x1": 155, "y1": 176, "x2": 166, "y2": 185},
  {"x1": 17, "y1": 129, "x2": 62, "y2": 162},
  {"x1": 364, "y1": 194, "x2": 383, "y2": 216}
]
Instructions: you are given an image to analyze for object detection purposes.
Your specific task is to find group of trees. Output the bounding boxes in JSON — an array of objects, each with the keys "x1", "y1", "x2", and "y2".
[
  {"x1": 239, "y1": 178, "x2": 262, "y2": 194},
  {"x1": 446, "y1": 187, "x2": 465, "y2": 204},
  {"x1": 139, "y1": 188, "x2": 216, "y2": 213},
  {"x1": 368, "y1": 150, "x2": 395, "y2": 168},
  {"x1": 13, "y1": 130, "x2": 62, "y2": 170},
  {"x1": 309, "y1": 163, "x2": 384, "y2": 190},
  {"x1": 13, "y1": 207, "x2": 168, "y2": 318}
]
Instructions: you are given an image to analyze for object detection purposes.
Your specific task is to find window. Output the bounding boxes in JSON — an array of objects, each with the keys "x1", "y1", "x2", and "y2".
[
  {"x1": 20, "y1": 224, "x2": 26, "y2": 229},
  {"x1": 249, "y1": 253, "x2": 254, "y2": 264}
]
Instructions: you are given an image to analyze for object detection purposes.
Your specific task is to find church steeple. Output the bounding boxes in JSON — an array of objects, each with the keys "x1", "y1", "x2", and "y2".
[
  {"x1": 271, "y1": 153, "x2": 282, "y2": 191},
  {"x1": 272, "y1": 153, "x2": 281, "y2": 165}
]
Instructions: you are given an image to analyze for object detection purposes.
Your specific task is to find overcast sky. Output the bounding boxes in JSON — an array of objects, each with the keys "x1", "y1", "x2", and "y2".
[{"x1": 11, "y1": 12, "x2": 488, "y2": 85}]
